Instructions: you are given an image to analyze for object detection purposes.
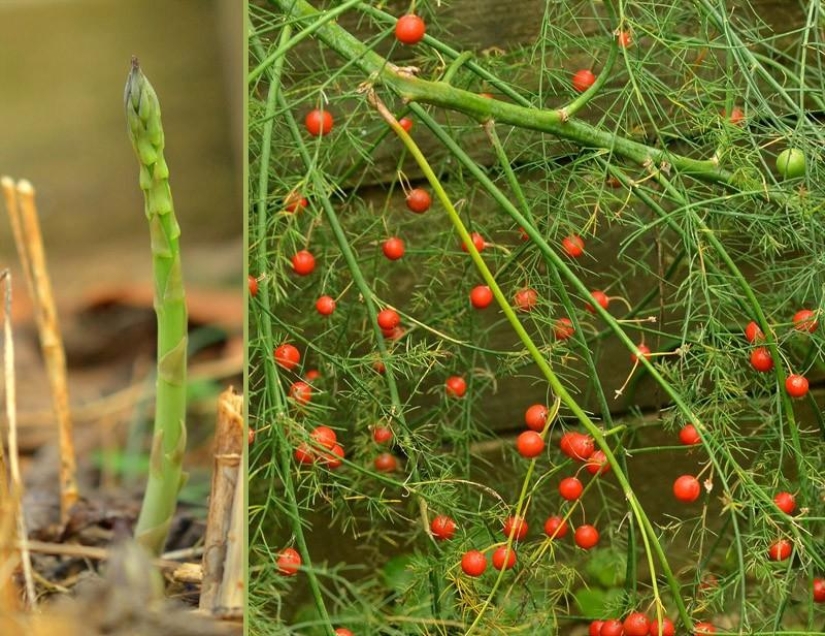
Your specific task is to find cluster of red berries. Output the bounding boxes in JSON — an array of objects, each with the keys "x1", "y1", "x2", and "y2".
[{"x1": 745, "y1": 310, "x2": 816, "y2": 397}]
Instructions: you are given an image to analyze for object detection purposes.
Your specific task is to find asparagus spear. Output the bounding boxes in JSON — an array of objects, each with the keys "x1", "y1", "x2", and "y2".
[{"x1": 125, "y1": 57, "x2": 188, "y2": 556}]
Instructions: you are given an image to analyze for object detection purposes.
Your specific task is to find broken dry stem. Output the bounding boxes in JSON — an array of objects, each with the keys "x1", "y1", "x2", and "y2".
[
  {"x1": 199, "y1": 386, "x2": 243, "y2": 614},
  {"x1": 1, "y1": 178, "x2": 78, "y2": 526}
]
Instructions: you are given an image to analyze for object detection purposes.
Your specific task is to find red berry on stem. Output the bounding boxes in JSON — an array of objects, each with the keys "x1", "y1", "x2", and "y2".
[
  {"x1": 277, "y1": 547, "x2": 302, "y2": 576},
  {"x1": 792, "y1": 309, "x2": 817, "y2": 333},
  {"x1": 673, "y1": 475, "x2": 701, "y2": 502},
  {"x1": 310, "y1": 425, "x2": 337, "y2": 450},
  {"x1": 599, "y1": 619, "x2": 623, "y2": 636},
  {"x1": 679, "y1": 424, "x2": 701, "y2": 445},
  {"x1": 768, "y1": 538, "x2": 792, "y2": 561},
  {"x1": 461, "y1": 550, "x2": 487, "y2": 577},
  {"x1": 461, "y1": 232, "x2": 486, "y2": 253},
  {"x1": 693, "y1": 622, "x2": 716, "y2": 635},
  {"x1": 445, "y1": 376, "x2": 467, "y2": 398},
  {"x1": 649, "y1": 617, "x2": 675, "y2": 636},
  {"x1": 430, "y1": 515, "x2": 457, "y2": 540},
  {"x1": 492, "y1": 545, "x2": 517, "y2": 570},
  {"x1": 305, "y1": 109, "x2": 333, "y2": 136},
  {"x1": 292, "y1": 250, "x2": 316, "y2": 276},
  {"x1": 553, "y1": 317, "x2": 575, "y2": 340},
  {"x1": 574, "y1": 524, "x2": 599, "y2": 549},
  {"x1": 398, "y1": 116, "x2": 413, "y2": 132},
  {"x1": 543, "y1": 515, "x2": 568, "y2": 539},
  {"x1": 275, "y1": 344, "x2": 301, "y2": 371},
  {"x1": 562, "y1": 234, "x2": 585, "y2": 257},
  {"x1": 304, "y1": 369, "x2": 321, "y2": 382},
  {"x1": 572, "y1": 69, "x2": 596, "y2": 92},
  {"x1": 749, "y1": 347, "x2": 773, "y2": 372},
  {"x1": 289, "y1": 381, "x2": 312, "y2": 405},
  {"x1": 744, "y1": 320, "x2": 764, "y2": 342},
  {"x1": 503, "y1": 516, "x2": 528, "y2": 541},
  {"x1": 316, "y1": 295, "x2": 336, "y2": 316},
  {"x1": 813, "y1": 578, "x2": 825, "y2": 603},
  {"x1": 617, "y1": 30, "x2": 632, "y2": 48},
  {"x1": 470, "y1": 285, "x2": 494, "y2": 309},
  {"x1": 514, "y1": 287, "x2": 539, "y2": 311},
  {"x1": 585, "y1": 449, "x2": 610, "y2": 475},
  {"x1": 377, "y1": 308, "x2": 401, "y2": 331},
  {"x1": 785, "y1": 374, "x2": 809, "y2": 398},
  {"x1": 248, "y1": 275, "x2": 258, "y2": 297},
  {"x1": 774, "y1": 491, "x2": 795, "y2": 514},
  {"x1": 406, "y1": 188, "x2": 431, "y2": 213},
  {"x1": 559, "y1": 476, "x2": 584, "y2": 501},
  {"x1": 395, "y1": 14, "x2": 426, "y2": 45},
  {"x1": 516, "y1": 430, "x2": 545, "y2": 458},
  {"x1": 559, "y1": 431, "x2": 595, "y2": 461},
  {"x1": 524, "y1": 404, "x2": 548, "y2": 431},
  {"x1": 294, "y1": 443, "x2": 315, "y2": 465},
  {"x1": 374, "y1": 452, "x2": 398, "y2": 472},
  {"x1": 623, "y1": 612, "x2": 650, "y2": 636},
  {"x1": 321, "y1": 443, "x2": 345, "y2": 469},
  {"x1": 284, "y1": 192, "x2": 308, "y2": 213},
  {"x1": 631, "y1": 343, "x2": 651, "y2": 363},
  {"x1": 382, "y1": 237, "x2": 405, "y2": 260},
  {"x1": 589, "y1": 620, "x2": 604, "y2": 636},
  {"x1": 334, "y1": 629, "x2": 354, "y2": 636},
  {"x1": 372, "y1": 426, "x2": 393, "y2": 445},
  {"x1": 585, "y1": 290, "x2": 609, "y2": 313},
  {"x1": 726, "y1": 107, "x2": 745, "y2": 125}
]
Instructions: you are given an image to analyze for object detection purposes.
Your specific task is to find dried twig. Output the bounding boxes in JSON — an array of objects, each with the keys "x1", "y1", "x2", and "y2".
[
  {"x1": 199, "y1": 386, "x2": 244, "y2": 616},
  {"x1": 2, "y1": 177, "x2": 78, "y2": 525}
]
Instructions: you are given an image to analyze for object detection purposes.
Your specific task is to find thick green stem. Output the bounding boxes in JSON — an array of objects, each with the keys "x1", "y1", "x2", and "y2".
[{"x1": 125, "y1": 58, "x2": 188, "y2": 556}]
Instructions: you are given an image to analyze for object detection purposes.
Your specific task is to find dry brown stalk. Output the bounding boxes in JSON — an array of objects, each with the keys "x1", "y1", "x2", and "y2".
[
  {"x1": 198, "y1": 386, "x2": 243, "y2": 617},
  {"x1": 1, "y1": 177, "x2": 78, "y2": 525}
]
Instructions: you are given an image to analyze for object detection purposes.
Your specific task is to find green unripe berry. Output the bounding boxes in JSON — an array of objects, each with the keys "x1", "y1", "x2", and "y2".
[{"x1": 776, "y1": 148, "x2": 806, "y2": 179}]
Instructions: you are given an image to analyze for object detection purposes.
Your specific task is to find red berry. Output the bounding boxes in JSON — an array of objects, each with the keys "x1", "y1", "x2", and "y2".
[
  {"x1": 744, "y1": 320, "x2": 764, "y2": 342},
  {"x1": 248, "y1": 275, "x2": 259, "y2": 297},
  {"x1": 321, "y1": 443, "x2": 345, "y2": 469},
  {"x1": 679, "y1": 424, "x2": 701, "y2": 445},
  {"x1": 623, "y1": 612, "x2": 650, "y2": 636},
  {"x1": 726, "y1": 107, "x2": 745, "y2": 125},
  {"x1": 785, "y1": 374, "x2": 809, "y2": 398},
  {"x1": 372, "y1": 426, "x2": 393, "y2": 445},
  {"x1": 562, "y1": 234, "x2": 585, "y2": 257},
  {"x1": 406, "y1": 188, "x2": 431, "y2": 213},
  {"x1": 599, "y1": 619, "x2": 623, "y2": 636},
  {"x1": 524, "y1": 404, "x2": 549, "y2": 431},
  {"x1": 516, "y1": 430, "x2": 545, "y2": 458},
  {"x1": 277, "y1": 547, "x2": 302, "y2": 576},
  {"x1": 813, "y1": 578, "x2": 825, "y2": 603},
  {"x1": 291, "y1": 250, "x2": 316, "y2": 276},
  {"x1": 275, "y1": 344, "x2": 301, "y2": 371},
  {"x1": 461, "y1": 232, "x2": 486, "y2": 253},
  {"x1": 768, "y1": 538, "x2": 792, "y2": 561},
  {"x1": 382, "y1": 237, "x2": 405, "y2": 260},
  {"x1": 553, "y1": 317, "x2": 575, "y2": 340},
  {"x1": 398, "y1": 117, "x2": 414, "y2": 132},
  {"x1": 572, "y1": 69, "x2": 596, "y2": 93},
  {"x1": 445, "y1": 375, "x2": 467, "y2": 398},
  {"x1": 310, "y1": 425, "x2": 337, "y2": 450},
  {"x1": 514, "y1": 287, "x2": 539, "y2": 311},
  {"x1": 585, "y1": 290, "x2": 610, "y2": 313},
  {"x1": 673, "y1": 475, "x2": 701, "y2": 502},
  {"x1": 693, "y1": 622, "x2": 716, "y2": 635},
  {"x1": 559, "y1": 476, "x2": 584, "y2": 501},
  {"x1": 648, "y1": 617, "x2": 675, "y2": 636},
  {"x1": 585, "y1": 449, "x2": 610, "y2": 476},
  {"x1": 503, "y1": 516, "x2": 528, "y2": 541},
  {"x1": 395, "y1": 14, "x2": 426, "y2": 45},
  {"x1": 631, "y1": 343, "x2": 652, "y2": 363},
  {"x1": 430, "y1": 515, "x2": 457, "y2": 541},
  {"x1": 589, "y1": 621, "x2": 604, "y2": 636},
  {"x1": 792, "y1": 309, "x2": 818, "y2": 333},
  {"x1": 335, "y1": 629, "x2": 354, "y2": 636},
  {"x1": 574, "y1": 524, "x2": 599, "y2": 549},
  {"x1": 284, "y1": 192, "x2": 308, "y2": 213},
  {"x1": 617, "y1": 30, "x2": 632, "y2": 48},
  {"x1": 543, "y1": 515, "x2": 568, "y2": 539},
  {"x1": 304, "y1": 369, "x2": 321, "y2": 382},
  {"x1": 316, "y1": 295, "x2": 336, "y2": 316},
  {"x1": 374, "y1": 452, "x2": 398, "y2": 472},
  {"x1": 559, "y1": 431, "x2": 595, "y2": 461},
  {"x1": 470, "y1": 285, "x2": 494, "y2": 309},
  {"x1": 461, "y1": 550, "x2": 487, "y2": 577},
  {"x1": 773, "y1": 491, "x2": 795, "y2": 514},
  {"x1": 491, "y1": 545, "x2": 516, "y2": 570},
  {"x1": 377, "y1": 308, "x2": 401, "y2": 331},
  {"x1": 749, "y1": 347, "x2": 773, "y2": 372},
  {"x1": 289, "y1": 381, "x2": 312, "y2": 405},
  {"x1": 305, "y1": 109, "x2": 333, "y2": 136},
  {"x1": 294, "y1": 443, "x2": 315, "y2": 465}
]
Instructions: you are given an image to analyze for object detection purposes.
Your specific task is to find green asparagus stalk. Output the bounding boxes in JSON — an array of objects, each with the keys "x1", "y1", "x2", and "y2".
[{"x1": 125, "y1": 57, "x2": 188, "y2": 556}]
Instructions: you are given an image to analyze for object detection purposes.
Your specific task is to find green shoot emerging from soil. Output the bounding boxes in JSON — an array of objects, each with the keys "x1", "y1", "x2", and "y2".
[{"x1": 125, "y1": 57, "x2": 188, "y2": 556}]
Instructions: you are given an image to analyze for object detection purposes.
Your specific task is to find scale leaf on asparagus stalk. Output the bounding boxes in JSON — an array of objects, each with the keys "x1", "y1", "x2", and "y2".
[{"x1": 125, "y1": 57, "x2": 188, "y2": 556}]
